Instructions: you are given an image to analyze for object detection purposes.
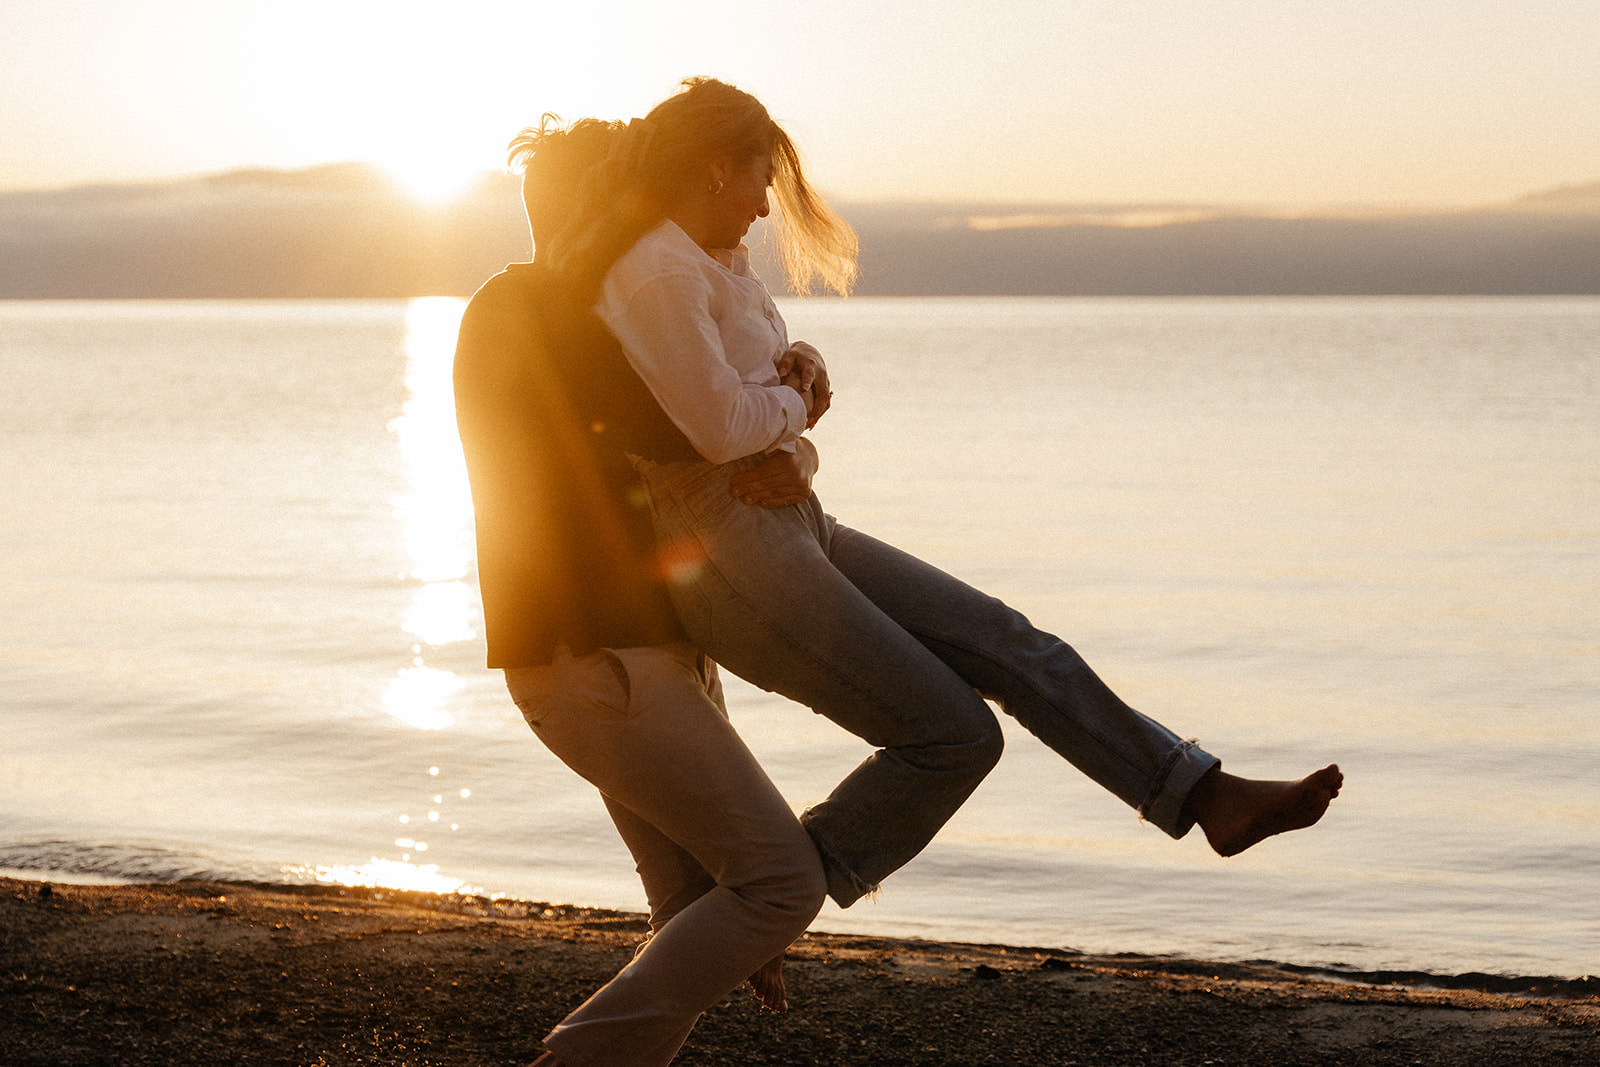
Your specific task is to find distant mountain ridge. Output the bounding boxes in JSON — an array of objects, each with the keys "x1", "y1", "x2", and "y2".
[
  {"x1": 3, "y1": 166, "x2": 1598, "y2": 297},
  {"x1": 1510, "y1": 179, "x2": 1600, "y2": 211}
]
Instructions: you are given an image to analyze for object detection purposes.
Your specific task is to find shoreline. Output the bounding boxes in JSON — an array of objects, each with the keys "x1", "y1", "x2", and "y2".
[{"x1": 4, "y1": 875, "x2": 1596, "y2": 1065}]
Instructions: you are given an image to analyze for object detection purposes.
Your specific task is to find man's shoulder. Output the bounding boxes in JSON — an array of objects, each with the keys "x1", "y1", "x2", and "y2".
[
  {"x1": 454, "y1": 266, "x2": 555, "y2": 392},
  {"x1": 464, "y1": 263, "x2": 546, "y2": 318},
  {"x1": 460, "y1": 264, "x2": 568, "y2": 351}
]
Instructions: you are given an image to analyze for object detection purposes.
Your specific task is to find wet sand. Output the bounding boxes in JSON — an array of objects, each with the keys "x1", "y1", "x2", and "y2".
[{"x1": 3, "y1": 876, "x2": 1595, "y2": 1065}]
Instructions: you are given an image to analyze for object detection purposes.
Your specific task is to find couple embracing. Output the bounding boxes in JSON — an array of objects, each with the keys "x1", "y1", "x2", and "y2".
[{"x1": 453, "y1": 77, "x2": 1342, "y2": 1067}]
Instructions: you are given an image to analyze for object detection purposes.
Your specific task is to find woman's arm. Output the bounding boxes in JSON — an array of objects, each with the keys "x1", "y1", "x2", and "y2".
[
  {"x1": 601, "y1": 273, "x2": 808, "y2": 464},
  {"x1": 777, "y1": 341, "x2": 832, "y2": 428}
]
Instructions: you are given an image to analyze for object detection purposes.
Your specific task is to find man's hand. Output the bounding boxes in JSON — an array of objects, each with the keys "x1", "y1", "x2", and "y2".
[
  {"x1": 776, "y1": 341, "x2": 831, "y2": 428},
  {"x1": 729, "y1": 439, "x2": 820, "y2": 509}
]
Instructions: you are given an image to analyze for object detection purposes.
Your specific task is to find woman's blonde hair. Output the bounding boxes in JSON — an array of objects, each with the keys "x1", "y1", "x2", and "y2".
[{"x1": 548, "y1": 78, "x2": 857, "y2": 297}]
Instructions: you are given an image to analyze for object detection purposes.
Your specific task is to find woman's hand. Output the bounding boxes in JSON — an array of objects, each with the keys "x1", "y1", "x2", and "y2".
[
  {"x1": 729, "y1": 439, "x2": 819, "y2": 509},
  {"x1": 777, "y1": 341, "x2": 832, "y2": 428}
]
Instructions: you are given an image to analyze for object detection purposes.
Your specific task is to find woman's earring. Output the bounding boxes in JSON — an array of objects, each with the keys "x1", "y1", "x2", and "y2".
[{"x1": 708, "y1": 179, "x2": 724, "y2": 196}]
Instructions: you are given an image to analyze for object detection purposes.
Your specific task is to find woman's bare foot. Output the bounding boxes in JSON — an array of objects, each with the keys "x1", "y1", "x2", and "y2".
[
  {"x1": 747, "y1": 953, "x2": 789, "y2": 1013},
  {"x1": 1187, "y1": 764, "x2": 1343, "y2": 857}
]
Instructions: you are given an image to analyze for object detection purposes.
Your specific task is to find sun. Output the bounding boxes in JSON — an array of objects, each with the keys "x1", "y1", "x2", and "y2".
[{"x1": 382, "y1": 155, "x2": 487, "y2": 206}]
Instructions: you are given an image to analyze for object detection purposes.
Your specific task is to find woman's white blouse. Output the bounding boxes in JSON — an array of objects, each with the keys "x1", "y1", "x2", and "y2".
[{"x1": 596, "y1": 220, "x2": 806, "y2": 464}]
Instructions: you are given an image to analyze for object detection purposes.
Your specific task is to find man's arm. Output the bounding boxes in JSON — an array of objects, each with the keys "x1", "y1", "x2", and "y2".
[{"x1": 727, "y1": 437, "x2": 820, "y2": 509}]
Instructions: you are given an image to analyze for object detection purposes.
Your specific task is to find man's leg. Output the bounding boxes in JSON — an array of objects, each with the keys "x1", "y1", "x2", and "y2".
[
  {"x1": 602, "y1": 796, "x2": 717, "y2": 937},
  {"x1": 508, "y1": 643, "x2": 825, "y2": 1067}
]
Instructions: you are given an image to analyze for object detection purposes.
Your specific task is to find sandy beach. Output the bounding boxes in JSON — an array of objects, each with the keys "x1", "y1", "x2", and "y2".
[{"x1": 2, "y1": 876, "x2": 1595, "y2": 1065}]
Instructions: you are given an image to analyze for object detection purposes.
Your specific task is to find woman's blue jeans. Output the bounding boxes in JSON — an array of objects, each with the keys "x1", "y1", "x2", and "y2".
[{"x1": 637, "y1": 455, "x2": 1220, "y2": 908}]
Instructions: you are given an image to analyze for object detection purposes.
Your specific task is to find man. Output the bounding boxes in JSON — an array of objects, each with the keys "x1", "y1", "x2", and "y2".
[{"x1": 453, "y1": 119, "x2": 826, "y2": 1066}]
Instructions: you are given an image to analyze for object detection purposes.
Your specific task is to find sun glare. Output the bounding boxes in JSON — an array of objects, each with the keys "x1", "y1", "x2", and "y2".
[{"x1": 383, "y1": 157, "x2": 486, "y2": 206}]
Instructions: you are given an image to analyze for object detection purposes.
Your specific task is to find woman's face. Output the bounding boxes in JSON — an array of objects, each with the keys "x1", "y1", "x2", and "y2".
[{"x1": 709, "y1": 151, "x2": 772, "y2": 249}]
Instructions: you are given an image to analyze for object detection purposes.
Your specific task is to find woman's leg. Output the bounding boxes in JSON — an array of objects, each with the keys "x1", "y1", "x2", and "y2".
[
  {"x1": 641, "y1": 460, "x2": 1006, "y2": 908},
  {"x1": 819, "y1": 524, "x2": 1343, "y2": 848},
  {"x1": 640, "y1": 459, "x2": 1336, "y2": 907},
  {"x1": 508, "y1": 643, "x2": 826, "y2": 1067},
  {"x1": 822, "y1": 522, "x2": 1217, "y2": 836}
]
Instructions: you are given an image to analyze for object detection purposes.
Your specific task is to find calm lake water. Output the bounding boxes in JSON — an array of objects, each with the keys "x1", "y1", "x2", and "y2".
[{"x1": 2, "y1": 296, "x2": 1596, "y2": 981}]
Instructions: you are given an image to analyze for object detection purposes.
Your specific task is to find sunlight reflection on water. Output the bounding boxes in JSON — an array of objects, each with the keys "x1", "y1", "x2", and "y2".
[
  {"x1": 285, "y1": 857, "x2": 486, "y2": 896},
  {"x1": 391, "y1": 297, "x2": 473, "y2": 582},
  {"x1": 383, "y1": 297, "x2": 473, "y2": 731},
  {"x1": 382, "y1": 665, "x2": 462, "y2": 730},
  {"x1": 402, "y1": 581, "x2": 476, "y2": 645}
]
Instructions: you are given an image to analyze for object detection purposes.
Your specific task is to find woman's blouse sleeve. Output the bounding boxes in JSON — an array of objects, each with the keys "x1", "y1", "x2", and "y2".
[{"x1": 598, "y1": 268, "x2": 806, "y2": 465}]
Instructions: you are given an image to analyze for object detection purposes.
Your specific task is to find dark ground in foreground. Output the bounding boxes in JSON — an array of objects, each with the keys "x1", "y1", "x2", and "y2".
[{"x1": 2, "y1": 877, "x2": 1595, "y2": 1065}]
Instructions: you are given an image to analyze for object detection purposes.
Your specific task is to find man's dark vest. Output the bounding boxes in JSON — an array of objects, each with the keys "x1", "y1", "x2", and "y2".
[{"x1": 453, "y1": 263, "x2": 699, "y2": 666}]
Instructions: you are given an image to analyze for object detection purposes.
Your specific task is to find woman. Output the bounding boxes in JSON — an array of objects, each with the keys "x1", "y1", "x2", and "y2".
[
  {"x1": 547, "y1": 77, "x2": 1343, "y2": 914},
  {"x1": 457, "y1": 118, "x2": 826, "y2": 1067}
]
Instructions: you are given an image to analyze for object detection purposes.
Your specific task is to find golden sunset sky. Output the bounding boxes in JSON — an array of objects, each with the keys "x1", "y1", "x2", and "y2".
[{"x1": 5, "y1": 0, "x2": 1599, "y2": 208}]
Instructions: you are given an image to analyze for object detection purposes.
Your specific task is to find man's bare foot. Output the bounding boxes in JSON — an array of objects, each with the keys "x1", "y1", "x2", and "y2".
[
  {"x1": 747, "y1": 953, "x2": 788, "y2": 1013},
  {"x1": 1187, "y1": 764, "x2": 1343, "y2": 857}
]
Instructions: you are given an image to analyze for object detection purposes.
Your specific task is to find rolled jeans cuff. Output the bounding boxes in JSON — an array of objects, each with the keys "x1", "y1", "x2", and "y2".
[
  {"x1": 1139, "y1": 739, "x2": 1220, "y2": 839},
  {"x1": 800, "y1": 810, "x2": 881, "y2": 909}
]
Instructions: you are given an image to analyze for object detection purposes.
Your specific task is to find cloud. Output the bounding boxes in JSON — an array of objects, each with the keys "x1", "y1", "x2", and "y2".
[
  {"x1": 0, "y1": 165, "x2": 527, "y2": 299},
  {"x1": 3, "y1": 169, "x2": 1599, "y2": 298},
  {"x1": 958, "y1": 209, "x2": 1225, "y2": 232}
]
